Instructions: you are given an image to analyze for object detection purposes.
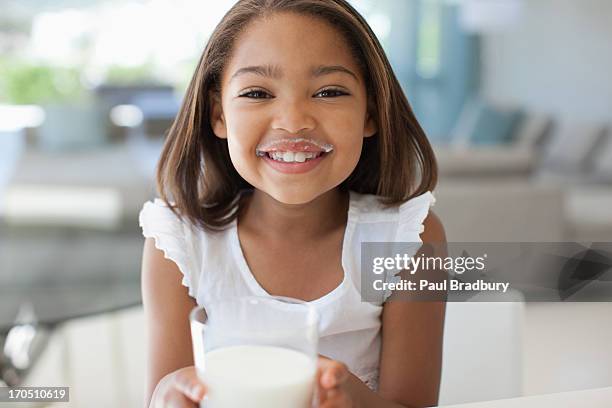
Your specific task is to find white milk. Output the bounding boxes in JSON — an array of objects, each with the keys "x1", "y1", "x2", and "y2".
[{"x1": 201, "y1": 345, "x2": 316, "y2": 408}]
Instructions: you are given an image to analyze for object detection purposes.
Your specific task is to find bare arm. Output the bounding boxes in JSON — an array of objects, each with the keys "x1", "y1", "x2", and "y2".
[
  {"x1": 340, "y1": 211, "x2": 447, "y2": 408},
  {"x1": 377, "y1": 211, "x2": 447, "y2": 407},
  {"x1": 141, "y1": 237, "x2": 198, "y2": 407}
]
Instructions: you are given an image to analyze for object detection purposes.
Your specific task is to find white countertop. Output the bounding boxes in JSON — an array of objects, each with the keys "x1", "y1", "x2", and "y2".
[{"x1": 439, "y1": 386, "x2": 612, "y2": 408}]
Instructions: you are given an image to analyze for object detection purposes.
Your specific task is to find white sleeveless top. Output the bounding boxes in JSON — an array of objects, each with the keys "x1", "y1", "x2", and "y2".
[{"x1": 139, "y1": 190, "x2": 436, "y2": 391}]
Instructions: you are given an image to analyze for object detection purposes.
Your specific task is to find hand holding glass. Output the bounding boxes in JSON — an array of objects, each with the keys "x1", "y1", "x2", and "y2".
[{"x1": 190, "y1": 296, "x2": 319, "y2": 408}]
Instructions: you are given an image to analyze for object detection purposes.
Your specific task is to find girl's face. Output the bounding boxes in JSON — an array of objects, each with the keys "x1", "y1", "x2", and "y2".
[{"x1": 211, "y1": 11, "x2": 377, "y2": 205}]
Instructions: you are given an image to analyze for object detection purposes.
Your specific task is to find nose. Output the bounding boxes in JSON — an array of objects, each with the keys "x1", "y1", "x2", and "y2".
[{"x1": 270, "y1": 98, "x2": 316, "y2": 134}]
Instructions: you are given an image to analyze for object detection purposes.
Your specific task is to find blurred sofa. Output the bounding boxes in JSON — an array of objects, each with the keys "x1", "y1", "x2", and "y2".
[
  {"x1": 433, "y1": 100, "x2": 612, "y2": 242},
  {"x1": 433, "y1": 180, "x2": 565, "y2": 241}
]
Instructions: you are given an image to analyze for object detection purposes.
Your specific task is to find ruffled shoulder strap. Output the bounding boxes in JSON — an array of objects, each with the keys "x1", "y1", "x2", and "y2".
[
  {"x1": 396, "y1": 191, "x2": 436, "y2": 239},
  {"x1": 139, "y1": 199, "x2": 200, "y2": 299}
]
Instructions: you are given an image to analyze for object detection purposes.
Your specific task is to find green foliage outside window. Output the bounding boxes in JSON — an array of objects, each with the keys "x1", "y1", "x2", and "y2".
[
  {"x1": 103, "y1": 61, "x2": 160, "y2": 86},
  {"x1": 0, "y1": 59, "x2": 86, "y2": 105}
]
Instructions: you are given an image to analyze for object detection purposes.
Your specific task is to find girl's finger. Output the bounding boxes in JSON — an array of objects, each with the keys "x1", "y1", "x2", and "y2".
[
  {"x1": 162, "y1": 389, "x2": 197, "y2": 408},
  {"x1": 318, "y1": 384, "x2": 330, "y2": 406},
  {"x1": 316, "y1": 359, "x2": 328, "y2": 403},
  {"x1": 319, "y1": 388, "x2": 352, "y2": 408},
  {"x1": 173, "y1": 369, "x2": 207, "y2": 402},
  {"x1": 321, "y1": 361, "x2": 349, "y2": 388},
  {"x1": 316, "y1": 372, "x2": 328, "y2": 405}
]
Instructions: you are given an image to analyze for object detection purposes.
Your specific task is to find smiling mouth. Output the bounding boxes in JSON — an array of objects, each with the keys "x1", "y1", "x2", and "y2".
[
  {"x1": 255, "y1": 137, "x2": 334, "y2": 163},
  {"x1": 257, "y1": 150, "x2": 328, "y2": 163}
]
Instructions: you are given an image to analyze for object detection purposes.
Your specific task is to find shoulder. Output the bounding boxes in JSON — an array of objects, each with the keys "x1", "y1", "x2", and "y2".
[
  {"x1": 350, "y1": 190, "x2": 439, "y2": 235},
  {"x1": 421, "y1": 210, "x2": 447, "y2": 244},
  {"x1": 140, "y1": 198, "x2": 186, "y2": 223},
  {"x1": 350, "y1": 191, "x2": 436, "y2": 224},
  {"x1": 139, "y1": 198, "x2": 226, "y2": 238},
  {"x1": 139, "y1": 198, "x2": 230, "y2": 301},
  {"x1": 139, "y1": 199, "x2": 200, "y2": 253},
  {"x1": 139, "y1": 198, "x2": 186, "y2": 233}
]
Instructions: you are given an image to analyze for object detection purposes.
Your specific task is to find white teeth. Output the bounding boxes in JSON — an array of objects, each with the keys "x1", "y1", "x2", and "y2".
[{"x1": 267, "y1": 151, "x2": 321, "y2": 162}]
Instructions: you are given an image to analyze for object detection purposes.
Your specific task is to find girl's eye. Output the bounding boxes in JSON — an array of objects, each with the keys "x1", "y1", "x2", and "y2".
[
  {"x1": 315, "y1": 88, "x2": 348, "y2": 98},
  {"x1": 239, "y1": 89, "x2": 272, "y2": 99},
  {"x1": 238, "y1": 88, "x2": 348, "y2": 99}
]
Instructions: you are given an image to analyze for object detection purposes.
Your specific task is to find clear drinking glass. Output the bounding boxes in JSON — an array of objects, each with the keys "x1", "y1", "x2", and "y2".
[{"x1": 190, "y1": 295, "x2": 319, "y2": 408}]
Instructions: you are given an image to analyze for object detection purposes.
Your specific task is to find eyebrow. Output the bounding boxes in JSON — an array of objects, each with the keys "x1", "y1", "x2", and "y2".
[{"x1": 230, "y1": 64, "x2": 358, "y2": 82}]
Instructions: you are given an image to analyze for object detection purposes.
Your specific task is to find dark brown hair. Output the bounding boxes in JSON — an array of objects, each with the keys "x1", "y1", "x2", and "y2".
[{"x1": 157, "y1": 0, "x2": 437, "y2": 231}]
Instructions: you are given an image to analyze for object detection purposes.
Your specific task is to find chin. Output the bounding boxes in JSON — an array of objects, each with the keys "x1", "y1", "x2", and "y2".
[{"x1": 266, "y1": 186, "x2": 323, "y2": 206}]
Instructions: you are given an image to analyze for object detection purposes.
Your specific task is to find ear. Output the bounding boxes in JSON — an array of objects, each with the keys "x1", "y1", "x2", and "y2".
[
  {"x1": 210, "y1": 91, "x2": 227, "y2": 139},
  {"x1": 363, "y1": 107, "x2": 377, "y2": 138}
]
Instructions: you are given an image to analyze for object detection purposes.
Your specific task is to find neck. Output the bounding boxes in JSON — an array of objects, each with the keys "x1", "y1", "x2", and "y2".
[{"x1": 239, "y1": 188, "x2": 349, "y2": 240}]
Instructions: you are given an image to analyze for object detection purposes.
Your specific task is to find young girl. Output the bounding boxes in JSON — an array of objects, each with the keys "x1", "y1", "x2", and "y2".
[{"x1": 140, "y1": 0, "x2": 446, "y2": 407}]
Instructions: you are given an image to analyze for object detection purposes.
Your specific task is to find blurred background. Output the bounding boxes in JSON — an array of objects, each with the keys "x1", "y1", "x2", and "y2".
[{"x1": 0, "y1": 0, "x2": 610, "y2": 407}]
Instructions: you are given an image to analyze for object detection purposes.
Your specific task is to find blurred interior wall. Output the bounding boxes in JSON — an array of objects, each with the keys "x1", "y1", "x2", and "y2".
[{"x1": 481, "y1": 0, "x2": 612, "y2": 122}]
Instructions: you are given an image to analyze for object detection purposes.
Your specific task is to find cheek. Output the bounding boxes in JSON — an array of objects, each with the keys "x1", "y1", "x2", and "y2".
[
  {"x1": 222, "y1": 109, "x2": 268, "y2": 183},
  {"x1": 320, "y1": 107, "x2": 367, "y2": 153},
  {"x1": 226, "y1": 136, "x2": 258, "y2": 183},
  {"x1": 225, "y1": 109, "x2": 266, "y2": 152},
  {"x1": 320, "y1": 98, "x2": 367, "y2": 129}
]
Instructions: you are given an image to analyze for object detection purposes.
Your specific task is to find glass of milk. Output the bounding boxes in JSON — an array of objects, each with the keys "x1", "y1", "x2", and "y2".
[{"x1": 190, "y1": 295, "x2": 319, "y2": 408}]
